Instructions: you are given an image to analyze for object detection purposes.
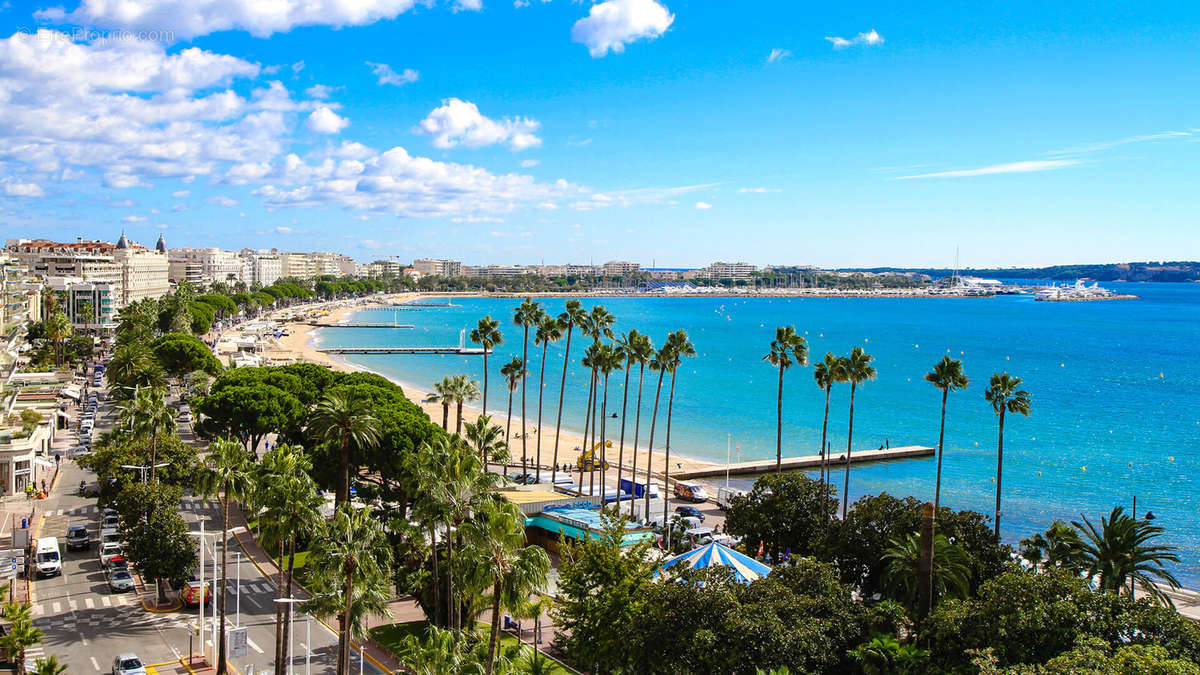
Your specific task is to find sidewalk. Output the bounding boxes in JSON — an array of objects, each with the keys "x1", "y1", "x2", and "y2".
[{"x1": 225, "y1": 498, "x2": 403, "y2": 672}]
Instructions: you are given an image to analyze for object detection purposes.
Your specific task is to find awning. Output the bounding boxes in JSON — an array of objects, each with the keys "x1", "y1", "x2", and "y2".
[
  {"x1": 33, "y1": 458, "x2": 54, "y2": 468},
  {"x1": 59, "y1": 384, "x2": 81, "y2": 400},
  {"x1": 53, "y1": 410, "x2": 70, "y2": 420}
]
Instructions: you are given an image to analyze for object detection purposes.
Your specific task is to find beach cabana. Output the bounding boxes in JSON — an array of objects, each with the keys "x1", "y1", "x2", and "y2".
[{"x1": 655, "y1": 541, "x2": 772, "y2": 584}]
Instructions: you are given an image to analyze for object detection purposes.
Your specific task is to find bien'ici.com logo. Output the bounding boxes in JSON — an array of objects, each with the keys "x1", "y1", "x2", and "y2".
[{"x1": 15, "y1": 26, "x2": 176, "y2": 44}]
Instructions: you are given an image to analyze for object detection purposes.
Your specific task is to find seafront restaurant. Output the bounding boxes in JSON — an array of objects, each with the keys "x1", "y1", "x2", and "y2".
[{"x1": 498, "y1": 487, "x2": 655, "y2": 553}]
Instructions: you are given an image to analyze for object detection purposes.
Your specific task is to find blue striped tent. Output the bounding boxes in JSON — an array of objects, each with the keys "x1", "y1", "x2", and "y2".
[{"x1": 655, "y1": 541, "x2": 772, "y2": 584}]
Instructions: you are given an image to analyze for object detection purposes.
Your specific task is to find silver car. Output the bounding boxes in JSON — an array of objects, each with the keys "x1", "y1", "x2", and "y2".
[
  {"x1": 112, "y1": 654, "x2": 145, "y2": 675},
  {"x1": 108, "y1": 570, "x2": 134, "y2": 593}
]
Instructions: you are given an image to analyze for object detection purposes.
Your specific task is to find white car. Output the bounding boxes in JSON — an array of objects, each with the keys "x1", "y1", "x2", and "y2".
[
  {"x1": 112, "y1": 654, "x2": 145, "y2": 675},
  {"x1": 99, "y1": 542, "x2": 122, "y2": 565}
]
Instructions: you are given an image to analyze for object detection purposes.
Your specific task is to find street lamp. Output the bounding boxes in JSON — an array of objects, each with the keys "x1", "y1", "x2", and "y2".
[
  {"x1": 120, "y1": 462, "x2": 168, "y2": 483},
  {"x1": 274, "y1": 597, "x2": 304, "y2": 675},
  {"x1": 188, "y1": 524, "x2": 219, "y2": 667}
]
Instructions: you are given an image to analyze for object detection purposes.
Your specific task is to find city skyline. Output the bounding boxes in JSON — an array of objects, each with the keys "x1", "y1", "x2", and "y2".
[{"x1": 0, "y1": 1, "x2": 1197, "y2": 267}]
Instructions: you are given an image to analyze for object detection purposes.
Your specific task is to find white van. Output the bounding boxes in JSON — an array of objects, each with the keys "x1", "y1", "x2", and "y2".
[
  {"x1": 673, "y1": 481, "x2": 710, "y2": 503},
  {"x1": 717, "y1": 487, "x2": 748, "y2": 510},
  {"x1": 35, "y1": 537, "x2": 61, "y2": 577}
]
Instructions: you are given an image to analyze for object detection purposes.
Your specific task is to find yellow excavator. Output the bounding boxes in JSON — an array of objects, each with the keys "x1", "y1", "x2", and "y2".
[{"x1": 577, "y1": 440, "x2": 613, "y2": 471}]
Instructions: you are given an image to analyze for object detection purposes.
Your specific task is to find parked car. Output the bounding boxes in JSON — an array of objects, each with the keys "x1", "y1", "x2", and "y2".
[
  {"x1": 177, "y1": 410, "x2": 193, "y2": 423},
  {"x1": 674, "y1": 505, "x2": 705, "y2": 522},
  {"x1": 99, "y1": 542, "x2": 122, "y2": 565},
  {"x1": 108, "y1": 570, "x2": 134, "y2": 593},
  {"x1": 105, "y1": 556, "x2": 128, "y2": 578},
  {"x1": 181, "y1": 580, "x2": 211, "y2": 606},
  {"x1": 100, "y1": 528, "x2": 120, "y2": 546},
  {"x1": 102, "y1": 514, "x2": 120, "y2": 530},
  {"x1": 35, "y1": 537, "x2": 61, "y2": 577},
  {"x1": 66, "y1": 525, "x2": 90, "y2": 551},
  {"x1": 112, "y1": 654, "x2": 145, "y2": 675}
]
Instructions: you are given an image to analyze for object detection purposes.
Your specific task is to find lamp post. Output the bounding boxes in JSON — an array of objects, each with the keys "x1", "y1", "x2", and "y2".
[
  {"x1": 188, "y1": 525, "x2": 219, "y2": 666},
  {"x1": 120, "y1": 462, "x2": 169, "y2": 483},
  {"x1": 274, "y1": 597, "x2": 303, "y2": 675}
]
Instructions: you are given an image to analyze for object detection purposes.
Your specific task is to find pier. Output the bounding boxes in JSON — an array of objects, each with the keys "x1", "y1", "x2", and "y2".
[
  {"x1": 317, "y1": 346, "x2": 486, "y2": 355},
  {"x1": 671, "y1": 445, "x2": 934, "y2": 479},
  {"x1": 305, "y1": 322, "x2": 415, "y2": 328}
]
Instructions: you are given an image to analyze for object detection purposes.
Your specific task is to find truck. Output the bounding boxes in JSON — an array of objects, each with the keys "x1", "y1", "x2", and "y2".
[
  {"x1": 717, "y1": 486, "x2": 748, "y2": 510},
  {"x1": 619, "y1": 478, "x2": 660, "y2": 500}
]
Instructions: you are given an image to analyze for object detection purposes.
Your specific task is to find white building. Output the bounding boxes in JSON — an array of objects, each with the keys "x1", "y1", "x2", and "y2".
[
  {"x1": 412, "y1": 258, "x2": 463, "y2": 277},
  {"x1": 602, "y1": 261, "x2": 641, "y2": 276},
  {"x1": 700, "y1": 261, "x2": 757, "y2": 281},
  {"x1": 241, "y1": 250, "x2": 283, "y2": 287},
  {"x1": 6, "y1": 234, "x2": 169, "y2": 307},
  {"x1": 279, "y1": 252, "x2": 314, "y2": 279},
  {"x1": 168, "y1": 247, "x2": 244, "y2": 286}
]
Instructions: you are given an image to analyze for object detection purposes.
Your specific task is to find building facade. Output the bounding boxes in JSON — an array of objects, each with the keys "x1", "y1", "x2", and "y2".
[
  {"x1": 168, "y1": 247, "x2": 244, "y2": 286},
  {"x1": 412, "y1": 258, "x2": 463, "y2": 277},
  {"x1": 602, "y1": 261, "x2": 641, "y2": 276},
  {"x1": 700, "y1": 261, "x2": 758, "y2": 281}
]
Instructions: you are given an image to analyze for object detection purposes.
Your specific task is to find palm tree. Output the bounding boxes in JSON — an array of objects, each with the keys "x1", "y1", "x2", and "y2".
[
  {"x1": 1019, "y1": 520, "x2": 1088, "y2": 574},
  {"x1": 469, "y1": 316, "x2": 503, "y2": 411},
  {"x1": 641, "y1": 342, "x2": 670, "y2": 523},
  {"x1": 308, "y1": 391, "x2": 382, "y2": 505},
  {"x1": 593, "y1": 344, "x2": 622, "y2": 498},
  {"x1": 117, "y1": 387, "x2": 176, "y2": 481},
  {"x1": 429, "y1": 376, "x2": 455, "y2": 431},
  {"x1": 499, "y1": 357, "x2": 527, "y2": 450},
  {"x1": 304, "y1": 503, "x2": 394, "y2": 675},
  {"x1": 533, "y1": 315, "x2": 562, "y2": 481},
  {"x1": 464, "y1": 500, "x2": 551, "y2": 675},
  {"x1": 660, "y1": 330, "x2": 696, "y2": 528},
  {"x1": 196, "y1": 438, "x2": 255, "y2": 675},
  {"x1": 514, "y1": 298, "x2": 544, "y2": 479},
  {"x1": 107, "y1": 342, "x2": 154, "y2": 392},
  {"x1": 813, "y1": 352, "x2": 846, "y2": 494},
  {"x1": 762, "y1": 326, "x2": 809, "y2": 473},
  {"x1": 31, "y1": 657, "x2": 68, "y2": 675},
  {"x1": 465, "y1": 414, "x2": 509, "y2": 467},
  {"x1": 621, "y1": 332, "x2": 655, "y2": 519},
  {"x1": 841, "y1": 347, "x2": 876, "y2": 519},
  {"x1": 984, "y1": 372, "x2": 1031, "y2": 536},
  {"x1": 449, "y1": 374, "x2": 481, "y2": 436},
  {"x1": 881, "y1": 533, "x2": 971, "y2": 611},
  {"x1": 925, "y1": 356, "x2": 969, "y2": 513},
  {"x1": 0, "y1": 599, "x2": 41, "y2": 675},
  {"x1": 551, "y1": 300, "x2": 588, "y2": 483},
  {"x1": 614, "y1": 330, "x2": 648, "y2": 502},
  {"x1": 1073, "y1": 506, "x2": 1181, "y2": 606},
  {"x1": 256, "y1": 445, "x2": 323, "y2": 674},
  {"x1": 43, "y1": 311, "x2": 72, "y2": 366}
]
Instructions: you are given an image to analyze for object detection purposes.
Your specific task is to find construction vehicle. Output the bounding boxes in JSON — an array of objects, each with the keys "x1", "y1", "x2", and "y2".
[{"x1": 577, "y1": 440, "x2": 613, "y2": 471}]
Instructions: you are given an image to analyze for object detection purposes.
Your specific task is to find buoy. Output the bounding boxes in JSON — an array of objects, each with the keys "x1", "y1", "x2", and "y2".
[
  {"x1": 915, "y1": 344, "x2": 919, "y2": 348},
  {"x1": 1006, "y1": 356, "x2": 1010, "y2": 361},
  {"x1": 1060, "y1": 363, "x2": 1065, "y2": 367},
  {"x1": 1170, "y1": 457, "x2": 1174, "y2": 461},
  {"x1": 1032, "y1": 437, "x2": 1036, "y2": 441},
  {"x1": 974, "y1": 442, "x2": 979, "y2": 446},
  {"x1": 1081, "y1": 466, "x2": 1086, "y2": 471},
  {"x1": 1160, "y1": 373, "x2": 1164, "y2": 378},
  {"x1": 1037, "y1": 471, "x2": 1042, "y2": 477}
]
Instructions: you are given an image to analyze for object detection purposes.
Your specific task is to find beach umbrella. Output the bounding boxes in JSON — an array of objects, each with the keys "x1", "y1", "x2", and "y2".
[{"x1": 655, "y1": 541, "x2": 772, "y2": 584}]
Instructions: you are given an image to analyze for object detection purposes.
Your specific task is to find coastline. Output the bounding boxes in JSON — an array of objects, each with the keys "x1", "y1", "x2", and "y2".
[{"x1": 270, "y1": 296, "x2": 719, "y2": 479}]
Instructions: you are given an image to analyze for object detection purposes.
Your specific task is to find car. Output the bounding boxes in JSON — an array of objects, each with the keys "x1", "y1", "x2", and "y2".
[
  {"x1": 66, "y1": 525, "x2": 90, "y2": 551},
  {"x1": 177, "y1": 411, "x2": 193, "y2": 423},
  {"x1": 99, "y1": 542, "x2": 122, "y2": 565},
  {"x1": 105, "y1": 556, "x2": 128, "y2": 578},
  {"x1": 108, "y1": 570, "x2": 135, "y2": 593},
  {"x1": 674, "y1": 505, "x2": 705, "y2": 522},
  {"x1": 102, "y1": 514, "x2": 120, "y2": 530},
  {"x1": 112, "y1": 654, "x2": 145, "y2": 675},
  {"x1": 181, "y1": 580, "x2": 211, "y2": 606}
]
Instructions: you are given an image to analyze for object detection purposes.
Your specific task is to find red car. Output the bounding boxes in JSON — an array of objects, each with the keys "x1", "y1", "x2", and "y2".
[{"x1": 181, "y1": 580, "x2": 211, "y2": 606}]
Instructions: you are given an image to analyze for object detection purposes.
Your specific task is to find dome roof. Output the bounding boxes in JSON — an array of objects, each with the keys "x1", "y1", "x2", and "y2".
[
  {"x1": 116, "y1": 232, "x2": 129, "y2": 249},
  {"x1": 155, "y1": 233, "x2": 166, "y2": 253}
]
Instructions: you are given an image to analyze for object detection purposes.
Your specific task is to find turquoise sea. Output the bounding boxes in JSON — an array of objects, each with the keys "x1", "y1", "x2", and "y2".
[{"x1": 317, "y1": 284, "x2": 1200, "y2": 582}]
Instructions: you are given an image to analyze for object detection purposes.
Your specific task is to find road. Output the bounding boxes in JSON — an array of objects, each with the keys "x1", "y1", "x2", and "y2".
[{"x1": 29, "y1": 381, "x2": 383, "y2": 674}]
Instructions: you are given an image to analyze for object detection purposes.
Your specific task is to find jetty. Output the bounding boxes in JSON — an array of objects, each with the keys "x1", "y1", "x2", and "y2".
[
  {"x1": 304, "y1": 322, "x2": 415, "y2": 328},
  {"x1": 317, "y1": 346, "x2": 486, "y2": 355},
  {"x1": 671, "y1": 445, "x2": 934, "y2": 480}
]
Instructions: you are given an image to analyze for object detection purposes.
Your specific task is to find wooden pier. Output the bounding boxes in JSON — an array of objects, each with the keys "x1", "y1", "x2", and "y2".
[
  {"x1": 305, "y1": 322, "x2": 415, "y2": 328},
  {"x1": 671, "y1": 445, "x2": 935, "y2": 480},
  {"x1": 316, "y1": 346, "x2": 486, "y2": 355}
]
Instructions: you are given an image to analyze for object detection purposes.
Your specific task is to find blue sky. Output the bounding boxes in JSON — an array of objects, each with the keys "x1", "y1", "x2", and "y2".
[{"x1": 0, "y1": 0, "x2": 1196, "y2": 267}]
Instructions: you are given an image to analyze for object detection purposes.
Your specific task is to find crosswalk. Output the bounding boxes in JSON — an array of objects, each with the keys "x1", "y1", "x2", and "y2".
[{"x1": 46, "y1": 501, "x2": 211, "y2": 518}]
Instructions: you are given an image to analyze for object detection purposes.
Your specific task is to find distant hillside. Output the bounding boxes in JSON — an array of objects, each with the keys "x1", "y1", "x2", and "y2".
[{"x1": 841, "y1": 262, "x2": 1200, "y2": 282}]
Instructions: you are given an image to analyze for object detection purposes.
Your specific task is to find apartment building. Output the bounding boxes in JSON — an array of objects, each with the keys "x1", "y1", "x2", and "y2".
[
  {"x1": 6, "y1": 234, "x2": 169, "y2": 307},
  {"x1": 602, "y1": 260, "x2": 641, "y2": 276},
  {"x1": 0, "y1": 257, "x2": 40, "y2": 333},
  {"x1": 241, "y1": 250, "x2": 282, "y2": 286},
  {"x1": 279, "y1": 252, "x2": 315, "y2": 279},
  {"x1": 369, "y1": 260, "x2": 403, "y2": 276},
  {"x1": 412, "y1": 258, "x2": 463, "y2": 277},
  {"x1": 168, "y1": 247, "x2": 244, "y2": 286},
  {"x1": 700, "y1": 261, "x2": 758, "y2": 281},
  {"x1": 113, "y1": 234, "x2": 171, "y2": 304}
]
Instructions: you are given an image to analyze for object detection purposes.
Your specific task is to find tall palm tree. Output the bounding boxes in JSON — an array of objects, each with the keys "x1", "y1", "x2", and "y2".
[
  {"x1": 925, "y1": 356, "x2": 969, "y2": 513},
  {"x1": 533, "y1": 315, "x2": 562, "y2": 481},
  {"x1": 196, "y1": 438, "x2": 255, "y2": 675},
  {"x1": 641, "y1": 342, "x2": 670, "y2": 522},
  {"x1": 514, "y1": 298, "x2": 544, "y2": 479},
  {"x1": 43, "y1": 311, "x2": 72, "y2": 366},
  {"x1": 449, "y1": 374, "x2": 481, "y2": 436},
  {"x1": 256, "y1": 445, "x2": 323, "y2": 674},
  {"x1": 469, "y1": 316, "x2": 503, "y2": 411},
  {"x1": 0, "y1": 600, "x2": 41, "y2": 675},
  {"x1": 117, "y1": 387, "x2": 176, "y2": 481},
  {"x1": 593, "y1": 344, "x2": 622, "y2": 498},
  {"x1": 31, "y1": 657, "x2": 68, "y2": 675},
  {"x1": 1019, "y1": 520, "x2": 1088, "y2": 574},
  {"x1": 500, "y1": 357, "x2": 527, "y2": 451},
  {"x1": 614, "y1": 330, "x2": 648, "y2": 501},
  {"x1": 551, "y1": 300, "x2": 588, "y2": 483},
  {"x1": 308, "y1": 391, "x2": 382, "y2": 505},
  {"x1": 813, "y1": 352, "x2": 846, "y2": 493},
  {"x1": 577, "y1": 343, "x2": 602, "y2": 494},
  {"x1": 465, "y1": 414, "x2": 508, "y2": 466},
  {"x1": 660, "y1": 330, "x2": 696, "y2": 528},
  {"x1": 429, "y1": 376, "x2": 455, "y2": 431},
  {"x1": 621, "y1": 332, "x2": 655, "y2": 519},
  {"x1": 762, "y1": 326, "x2": 809, "y2": 473},
  {"x1": 464, "y1": 500, "x2": 551, "y2": 675},
  {"x1": 304, "y1": 503, "x2": 394, "y2": 675},
  {"x1": 582, "y1": 306, "x2": 615, "y2": 452},
  {"x1": 1072, "y1": 506, "x2": 1181, "y2": 606},
  {"x1": 984, "y1": 372, "x2": 1031, "y2": 536},
  {"x1": 841, "y1": 347, "x2": 876, "y2": 519},
  {"x1": 107, "y1": 342, "x2": 154, "y2": 391}
]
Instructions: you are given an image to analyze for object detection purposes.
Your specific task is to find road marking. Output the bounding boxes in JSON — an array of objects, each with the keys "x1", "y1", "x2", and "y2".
[
  {"x1": 248, "y1": 638, "x2": 264, "y2": 654},
  {"x1": 84, "y1": 598, "x2": 94, "y2": 609},
  {"x1": 89, "y1": 657, "x2": 99, "y2": 671},
  {"x1": 32, "y1": 604, "x2": 43, "y2": 615},
  {"x1": 68, "y1": 600, "x2": 77, "y2": 610},
  {"x1": 242, "y1": 593, "x2": 260, "y2": 608},
  {"x1": 101, "y1": 596, "x2": 111, "y2": 607},
  {"x1": 116, "y1": 594, "x2": 127, "y2": 605},
  {"x1": 51, "y1": 602, "x2": 61, "y2": 613}
]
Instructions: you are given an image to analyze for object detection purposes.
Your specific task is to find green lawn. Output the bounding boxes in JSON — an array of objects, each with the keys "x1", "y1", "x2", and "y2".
[
  {"x1": 245, "y1": 519, "x2": 311, "y2": 571},
  {"x1": 370, "y1": 620, "x2": 572, "y2": 674}
]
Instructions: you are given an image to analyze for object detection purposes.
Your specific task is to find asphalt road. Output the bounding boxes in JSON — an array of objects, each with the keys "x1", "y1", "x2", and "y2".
[{"x1": 29, "y1": 381, "x2": 382, "y2": 675}]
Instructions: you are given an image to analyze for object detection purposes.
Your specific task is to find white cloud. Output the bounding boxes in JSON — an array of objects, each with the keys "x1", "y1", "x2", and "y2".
[
  {"x1": 571, "y1": 0, "x2": 674, "y2": 58},
  {"x1": 453, "y1": 215, "x2": 505, "y2": 223},
  {"x1": 825, "y1": 29, "x2": 884, "y2": 49},
  {"x1": 1, "y1": 180, "x2": 44, "y2": 197},
  {"x1": 694, "y1": 201, "x2": 712, "y2": 210},
  {"x1": 306, "y1": 106, "x2": 349, "y2": 134},
  {"x1": 520, "y1": 159, "x2": 539, "y2": 168},
  {"x1": 172, "y1": 190, "x2": 191, "y2": 198},
  {"x1": 739, "y1": 187, "x2": 780, "y2": 193},
  {"x1": 366, "y1": 62, "x2": 419, "y2": 87},
  {"x1": 206, "y1": 195, "x2": 238, "y2": 206},
  {"x1": 122, "y1": 215, "x2": 147, "y2": 223},
  {"x1": 1047, "y1": 131, "x2": 1192, "y2": 156},
  {"x1": 892, "y1": 160, "x2": 1081, "y2": 180},
  {"x1": 416, "y1": 98, "x2": 541, "y2": 151},
  {"x1": 766, "y1": 48, "x2": 790, "y2": 64},
  {"x1": 571, "y1": 182, "x2": 718, "y2": 210},
  {"x1": 305, "y1": 84, "x2": 336, "y2": 99},
  {"x1": 172, "y1": 203, "x2": 188, "y2": 211},
  {"x1": 36, "y1": 0, "x2": 435, "y2": 39}
]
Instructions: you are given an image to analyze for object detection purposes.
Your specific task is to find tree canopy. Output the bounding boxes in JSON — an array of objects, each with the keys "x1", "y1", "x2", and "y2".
[{"x1": 151, "y1": 333, "x2": 222, "y2": 377}]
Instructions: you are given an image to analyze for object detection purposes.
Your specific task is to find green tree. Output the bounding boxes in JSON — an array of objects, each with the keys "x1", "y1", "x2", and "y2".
[
  {"x1": 513, "y1": 298, "x2": 544, "y2": 474},
  {"x1": 881, "y1": 533, "x2": 971, "y2": 611},
  {"x1": 151, "y1": 333, "x2": 222, "y2": 378},
  {"x1": 617, "y1": 330, "x2": 654, "y2": 520},
  {"x1": 464, "y1": 414, "x2": 508, "y2": 466},
  {"x1": 924, "y1": 356, "x2": 968, "y2": 513},
  {"x1": 469, "y1": 316, "x2": 503, "y2": 412},
  {"x1": 113, "y1": 481, "x2": 197, "y2": 604},
  {"x1": 1020, "y1": 520, "x2": 1088, "y2": 573},
  {"x1": 849, "y1": 634, "x2": 929, "y2": 675},
  {"x1": 0, "y1": 599, "x2": 42, "y2": 675},
  {"x1": 449, "y1": 374, "x2": 481, "y2": 436},
  {"x1": 532, "y1": 315, "x2": 562, "y2": 482},
  {"x1": 724, "y1": 472, "x2": 835, "y2": 560},
  {"x1": 117, "y1": 387, "x2": 177, "y2": 481},
  {"x1": 591, "y1": 343, "x2": 622, "y2": 497},
  {"x1": 812, "y1": 352, "x2": 847, "y2": 494},
  {"x1": 973, "y1": 635, "x2": 1200, "y2": 674},
  {"x1": 984, "y1": 372, "x2": 1032, "y2": 536},
  {"x1": 429, "y1": 376, "x2": 454, "y2": 431},
  {"x1": 499, "y1": 358, "x2": 527, "y2": 448},
  {"x1": 30, "y1": 656, "x2": 69, "y2": 675},
  {"x1": 78, "y1": 433, "x2": 200, "y2": 505},
  {"x1": 763, "y1": 325, "x2": 808, "y2": 473},
  {"x1": 659, "y1": 329, "x2": 696, "y2": 528},
  {"x1": 641, "y1": 340, "x2": 670, "y2": 523},
  {"x1": 550, "y1": 300, "x2": 587, "y2": 484},
  {"x1": 307, "y1": 390, "x2": 381, "y2": 505},
  {"x1": 107, "y1": 342, "x2": 164, "y2": 395},
  {"x1": 43, "y1": 311, "x2": 72, "y2": 366},
  {"x1": 840, "y1": 347, "x2": 876, "y2": 519},
  {"x1": 196, "y1": 438, "x2": 255, "y2": 675},
  {"x1": 1073, "y1": 506, "x2": 1181, "y2": 606},
  {"x1": 304, "y1": 503, "x2": 394, "y2": 675},
  {"x1": 195, "y1": 379, "x2": 304, "y2": 452}
]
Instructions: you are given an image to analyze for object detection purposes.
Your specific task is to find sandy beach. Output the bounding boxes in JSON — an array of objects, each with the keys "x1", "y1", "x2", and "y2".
[{"x1": 259, "y1": 296, "x2": 718, "y2": 481}]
